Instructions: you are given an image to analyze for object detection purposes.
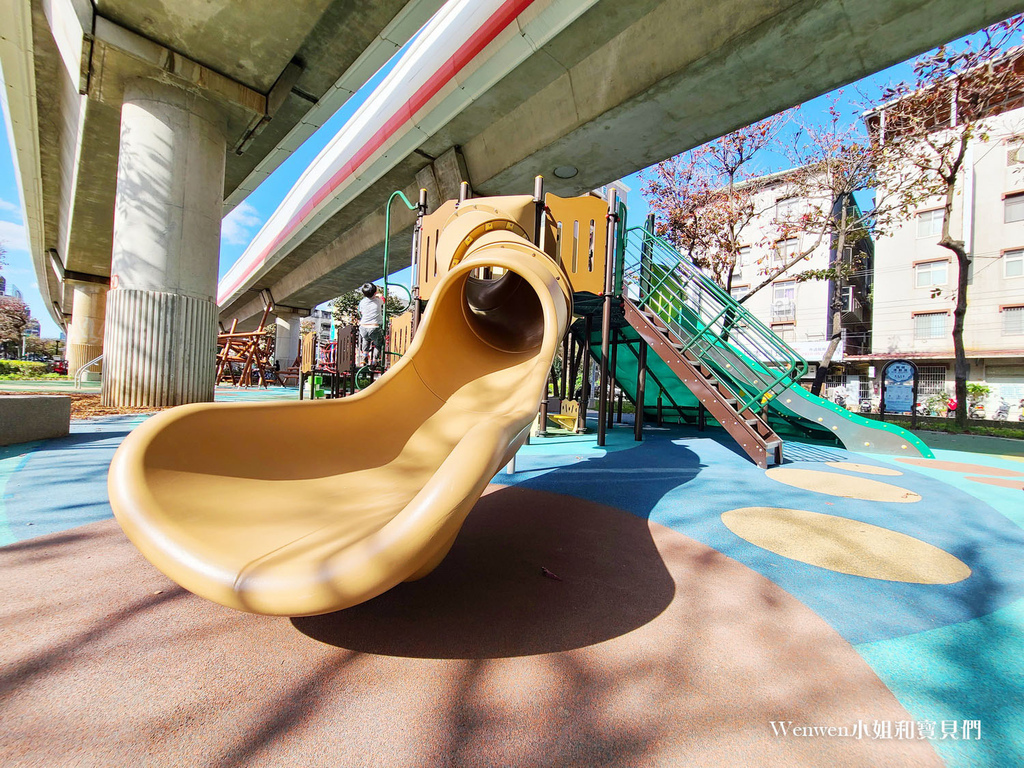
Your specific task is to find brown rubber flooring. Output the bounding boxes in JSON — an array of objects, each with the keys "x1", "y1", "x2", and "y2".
[{"x1": 1, "y1": 486, "x2": 940, "y2": 767}]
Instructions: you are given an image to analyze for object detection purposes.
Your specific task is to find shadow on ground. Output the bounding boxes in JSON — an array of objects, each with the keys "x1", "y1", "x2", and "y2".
[{"x1": 293, "y1": 485, "x2": 677, "y2": 657}]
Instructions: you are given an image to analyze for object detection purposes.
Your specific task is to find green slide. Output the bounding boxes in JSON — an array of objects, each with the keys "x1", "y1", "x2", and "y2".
[{"x1": 612, "y1": 227, "x2": 932, "y2": 458}]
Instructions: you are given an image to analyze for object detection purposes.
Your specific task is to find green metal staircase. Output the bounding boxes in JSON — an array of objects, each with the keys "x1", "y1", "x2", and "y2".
[{"x1": 611, "y1": 226, "x2": 931, "y2": 460}]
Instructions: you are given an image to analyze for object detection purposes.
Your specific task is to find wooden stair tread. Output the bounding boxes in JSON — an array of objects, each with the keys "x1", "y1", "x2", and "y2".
[{"x1": 621, "y1": 298, "x2": 783, "y2": 468}]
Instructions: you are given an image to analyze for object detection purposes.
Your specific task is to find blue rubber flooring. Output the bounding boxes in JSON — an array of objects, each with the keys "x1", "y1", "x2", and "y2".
[{"x1": 2, "y1": 406, "x2": 1023, "y2": 766}]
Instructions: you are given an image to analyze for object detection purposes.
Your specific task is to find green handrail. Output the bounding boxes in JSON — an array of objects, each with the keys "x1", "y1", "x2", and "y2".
[
  {"x1": 621, "y1": 226, "x2": 807, "y2": 409},
  {"x1": 624, "y1": 230, "x2": 801, "y2": 370},
  {"x1": 382, "y1": 190, "x2": 418, "y2": 337}
]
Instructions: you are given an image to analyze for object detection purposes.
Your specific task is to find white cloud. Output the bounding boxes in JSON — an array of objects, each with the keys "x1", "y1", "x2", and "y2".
[
  {"x1": 221, "y1": 201, "x2": 263, "y2": 246},
  {"x1": 0, "y1": 198, "x2": 20, "y2": 217},
  {"x1": 0, "y1": 218, "x2": 29, "y2": 253}
]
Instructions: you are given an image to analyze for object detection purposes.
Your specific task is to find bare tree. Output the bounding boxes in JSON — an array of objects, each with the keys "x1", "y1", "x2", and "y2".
[
  {"x1": 0, "y1": 296, "x2": 30, "y2": 358},
  {"x1": 873, "y1": 17, "x2": 1024, "y2": 426},
  {"x1": 769, "y1": 99, "x2": 912, "y2": 394},
  {"x1": 642, "y1": 112, "x2": 796, "y2": 295}
]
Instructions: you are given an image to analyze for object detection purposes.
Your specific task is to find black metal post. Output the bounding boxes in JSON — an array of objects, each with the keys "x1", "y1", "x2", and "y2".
[
  {"x1": 597, "y1": 189, "x2": 618, "y2": 447},
  {"x1": 640, "y1": 212, "x2": 655, "y2": 309},
  {"x1": 607, "y1": 329, "x2": 618, "y2": 430},
  {"x1": 580, "y1": 315, "x2": 592, "y2": 432},
  {"x1": 411, "y1": 188, "x2": 427, "y2": 337},
  {"x1": 634, "y1": 340, "x2": 647, "y2": 441},
  {"x1": 565, "y1": 331, "x2": 573, "y2": 399},
  {"x1": 570, "y1": 335, "x2": 583, "y2": 399},
  {"x1": 533, "y1": 175, "x2": 545, "y2": 246}
]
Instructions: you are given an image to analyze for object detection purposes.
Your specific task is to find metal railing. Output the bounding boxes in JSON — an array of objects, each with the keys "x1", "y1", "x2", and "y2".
[
  {"x1": 74, "y1": 354, "x2": 103, "y2": 390},
  {"x1": 621, "y1": 227, "x2": 807, "y2": 412}
]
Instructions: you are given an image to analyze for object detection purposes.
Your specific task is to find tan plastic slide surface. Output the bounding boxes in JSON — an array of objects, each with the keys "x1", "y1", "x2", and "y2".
[{"x1": 108, "y1": 197, "x2": 571, "y2": 616}]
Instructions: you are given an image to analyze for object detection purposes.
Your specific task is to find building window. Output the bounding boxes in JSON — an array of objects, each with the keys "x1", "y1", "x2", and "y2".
[
  {"x1": 730, "y1": 284, "x2": 750, "y2": 300},
  {"x1": 916, "y1": 209, "x2": 944, "y2": 238},
  {"x1": 773, "y1": 238, "x2": 798, "y2": 267},
  {"x1": 840, "y1": 286, "x2": 856, "y2": 312},
  {"x1": 918, "y1": 365, "x2": 947, "y2": 396},
  {"x1": 1006, "y1": 249, "x2": 1024, "y2": 278},
  {"x1": 776, "y1": 198, "x2": 799, "y2": 220},
  {"x1": 1004, "y1": 305, "x2": 1024, "y2": 335},
  {"x1": 915, "y1": 259, "x2": 949, "y2": 288},
  {"x1": 826, "y1": 372, "x2": 847, "y2": 390},
  {"x1": 771, "y1": 322, "x2": 796, "y2": 341},
  {"x1": 914, "y1": 311, "x2": 948, "y2": 339},
  {"x1": 1006, "y1": 193, "x2": 1024, "y2": 224},
  {"x1": 732, "y1": 246, "x2": 751, "y2": 280},
  {"x1": 772, "y1": 281, "x2": 796, "y2": 320}
]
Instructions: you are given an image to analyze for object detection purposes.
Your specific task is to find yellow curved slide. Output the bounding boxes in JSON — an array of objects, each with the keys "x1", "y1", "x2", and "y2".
[{"x1": 108, "y1": 198, "x2": 571, "y2": 616}]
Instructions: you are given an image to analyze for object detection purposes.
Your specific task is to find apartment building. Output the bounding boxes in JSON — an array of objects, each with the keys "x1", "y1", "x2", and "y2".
[
  {"x1": 711, "y1": 173, "x2": 874, "y2": 398},
  {"x1": 861, "y1": 104, "x2": 1024, "y2": 408}
]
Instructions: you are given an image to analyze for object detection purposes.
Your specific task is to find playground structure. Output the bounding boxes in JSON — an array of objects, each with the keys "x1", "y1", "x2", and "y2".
[
  {"x1": 297, "y1": 324, "x2": 359, "y2": 399},
  {"x1": 214, "y1": 301, "x2": 280, "y2": 388},
  {"x1": 109, "y1": 187, "x2": 571, "y2": 616},
  {"x1": 108, "y1": 178, "x2": 931, "y2": 617}
]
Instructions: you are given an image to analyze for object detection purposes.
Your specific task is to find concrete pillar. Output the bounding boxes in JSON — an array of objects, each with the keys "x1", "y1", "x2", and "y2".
[
  {"x1": 274, "y1": 311, "x2": 301, "y2": 368},
  {"x1": 102, "y1": 79, "x2": 226, "y2": 407},
  {"x1": 66, "y1": 282, "x2": 107, "y2": 379}
]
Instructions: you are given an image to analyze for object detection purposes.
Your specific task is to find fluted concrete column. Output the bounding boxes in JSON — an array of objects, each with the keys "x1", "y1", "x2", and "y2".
[
  {"x1": 274, "y1": 311, "x2": 301, "y2": 368},
  {"x1": 102, "y1": 79, "x2": 226, "y2": 407},
  {"x1": 67, "y1": 283, "x2": 107, "y2": 379}
]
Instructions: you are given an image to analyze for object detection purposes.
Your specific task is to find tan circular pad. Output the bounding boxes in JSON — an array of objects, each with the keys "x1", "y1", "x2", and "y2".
[
  {"x1": 825, "y1": 462, "x2": 903, "y2": 477},
  {"x1": 896, "y1": 458, "x2": 1024, "y2": 477},
  {"x1": 766, "y1": 468, "x2": 922, "y2": 503},
  {"x1": 722, "y1": 507, "x2": 971, "y2": 584},
  {"x1": 965, "y1": 475, "x2": 1024, "y2": 491}
]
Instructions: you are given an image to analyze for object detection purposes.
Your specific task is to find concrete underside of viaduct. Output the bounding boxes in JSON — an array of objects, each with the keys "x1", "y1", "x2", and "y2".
[{"x1": 219, "y1": 0, "x2": 1024, "y2": 326}]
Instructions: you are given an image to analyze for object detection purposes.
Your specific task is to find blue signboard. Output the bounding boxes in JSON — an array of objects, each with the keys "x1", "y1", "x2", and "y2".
[{"x1": 882, "y1": 360, "x2": 918, "y2": 415}]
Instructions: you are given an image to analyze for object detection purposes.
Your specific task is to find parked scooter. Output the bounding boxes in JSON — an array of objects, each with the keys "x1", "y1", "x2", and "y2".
[
  {"x1": 859, "y1": 399, "x2": 872, "y2": 413},
  {"x1": 994, "y1": 398, "x2": 1010, "y2": 421},
  {"x1": 969, "y1": 402, "x2": 986, "y2": 420}
]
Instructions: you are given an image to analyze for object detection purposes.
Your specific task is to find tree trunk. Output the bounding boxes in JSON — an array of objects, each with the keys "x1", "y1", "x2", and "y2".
[
  {"x1": 937, "y1": 135, "x2": 971, "y2": 430},
  {"x1": 951, "y1": 247, "x2": 970, "y2": 429},
  {"x1": 811, "y1": 201, "x2": 848, "y2": 397}
]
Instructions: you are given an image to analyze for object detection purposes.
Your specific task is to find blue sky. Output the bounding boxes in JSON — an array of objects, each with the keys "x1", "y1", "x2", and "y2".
[{"x1": 0, "y1": 25, "x2": 963, "y2": 340}]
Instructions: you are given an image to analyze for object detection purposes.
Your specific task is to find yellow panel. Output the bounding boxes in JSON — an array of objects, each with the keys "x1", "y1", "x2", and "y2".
[
  {"x1": 545, "y1": 193, "x2": 609, "y2": 295},
  {"x1": 388, "y1": 312, "x2": 414, "y2": 358},
  {"x1": 417, "y1": 195, "x2": 538, "y2": 301}
]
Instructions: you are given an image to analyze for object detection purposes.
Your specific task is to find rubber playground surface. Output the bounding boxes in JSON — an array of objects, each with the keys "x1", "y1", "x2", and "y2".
[{"x1": 2, "y1": 386, "x2": 1023, "y2": 766}]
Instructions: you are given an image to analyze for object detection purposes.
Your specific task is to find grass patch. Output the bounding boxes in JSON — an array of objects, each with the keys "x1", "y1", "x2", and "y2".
[
  {"x1": 0, "y1": 361, "x2": 65, "y2": 379},
  {"x1": 0, "y1": 373, "x2": 68, "y2": 380}
]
